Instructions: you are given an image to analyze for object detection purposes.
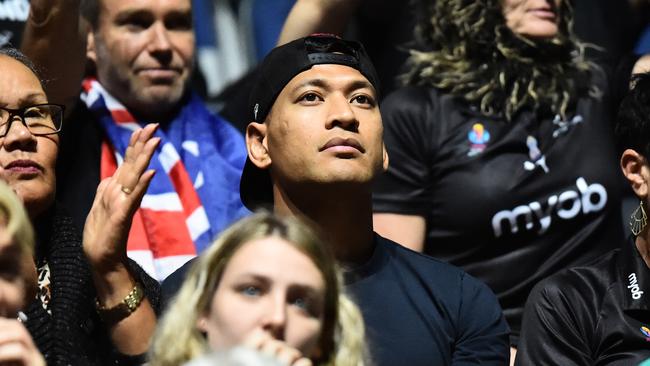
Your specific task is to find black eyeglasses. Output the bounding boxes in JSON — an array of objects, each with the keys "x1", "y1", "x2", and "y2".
[{"x1": 0, "y1": 104, "x2": 64, "y2": 138}]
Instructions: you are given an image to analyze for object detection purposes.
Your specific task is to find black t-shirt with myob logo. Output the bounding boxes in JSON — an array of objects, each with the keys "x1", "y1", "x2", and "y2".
[
  {"x1": 373, "y1": 84, "x2": 625, "y2": 344},
  {"x1": 516, "y1": 237, "x2": 650, "y2": 365}
]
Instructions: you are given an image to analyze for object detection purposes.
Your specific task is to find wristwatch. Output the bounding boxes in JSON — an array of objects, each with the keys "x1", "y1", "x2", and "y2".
[{"x1": 96, "y1": 282, "x2": 144, "y2": 324}]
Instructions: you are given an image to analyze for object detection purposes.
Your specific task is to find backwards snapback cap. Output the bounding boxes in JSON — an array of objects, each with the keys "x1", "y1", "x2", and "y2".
[{"x1": 240, "y1": 34, "x2": 380, "y2": 210}]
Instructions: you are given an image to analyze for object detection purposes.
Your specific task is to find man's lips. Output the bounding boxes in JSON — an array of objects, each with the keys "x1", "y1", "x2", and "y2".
[
  {"x1": 4, "y1": 159, "x2": 43, "y2": 174},
  {"x1": 137, "y1": 68, "x2": 182, "y2": 80},
  {"x1": 320, "y1": 137, "x2": 365, "y2": 154}
]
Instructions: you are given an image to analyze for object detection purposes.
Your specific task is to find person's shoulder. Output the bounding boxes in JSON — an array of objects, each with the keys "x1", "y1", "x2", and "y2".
[
  {"x1": 160, "y1": 257, "x2": 198, "y2": 309},
  {"x1": 381, "y1": 85, "x2": 470, "y2": 136},
  {"x1": 192, "y1": 97, "x2": 247, "y2": 154},
  {"x1": 198, "y1": 99, "x2": 243, "y2": 134},
  {"x1": 531, "y1": 248, "x2": 619, "y2": 305},
  {"x1": 374, "y1": 235, "x2": 509, "y2": 350},
  {"x1": 382, "y1": 85, "x2": 444, "y2": 112},
  {"x1": 376, "y1": 234, "x2": 503, "y2": 306},
  {"x1": 376, "y1": 234, "x2": 478, "y2": 285}
]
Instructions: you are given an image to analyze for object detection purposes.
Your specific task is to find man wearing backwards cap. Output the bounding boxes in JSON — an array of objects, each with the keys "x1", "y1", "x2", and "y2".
[{"x1": 164, "y1": 34, "x2": 510, "y2": 365}]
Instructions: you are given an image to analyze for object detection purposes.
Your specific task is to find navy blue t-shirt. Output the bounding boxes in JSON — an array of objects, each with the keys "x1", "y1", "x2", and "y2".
[
  {"x1": 347, "y1": 235, "x2": 509, "y2": 365},
  {"x1": 162, "y1": 234, "x2": 510, "y2": 365}
]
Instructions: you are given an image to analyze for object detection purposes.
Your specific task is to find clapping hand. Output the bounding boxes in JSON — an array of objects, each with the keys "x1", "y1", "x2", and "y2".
[{"x1": 83, "y1": 123, "x2": 159, "y2": 273}]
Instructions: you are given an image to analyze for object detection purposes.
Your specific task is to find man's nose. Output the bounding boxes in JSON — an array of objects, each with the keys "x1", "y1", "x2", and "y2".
[
  {"x1": 325, "y1": 94, "x2": 358, "y2": 131},
  {"x1": 148, "y1": 22, "x2": 173, "y2": 54}
]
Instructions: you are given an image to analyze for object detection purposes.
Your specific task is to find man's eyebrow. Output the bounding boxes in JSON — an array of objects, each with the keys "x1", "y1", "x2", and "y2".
[
  {"x1": 165, "y1": 9, "x2": 193, "y2": 19},
  {"x1": 113, "y1": 9, "x2": 153, "y2": 23},
  {"x1": 113, "y1": 8, "x2": 192, "y2": 23},
  {"x1": 345, "y1": 79, "x2": 375, "y2": 94},
  {"x1": 293, "y1": 79, "x2": 328, "y2": 91},
  {"x1": 293, "y1": 78, "x2": 375, "y2": 94}
]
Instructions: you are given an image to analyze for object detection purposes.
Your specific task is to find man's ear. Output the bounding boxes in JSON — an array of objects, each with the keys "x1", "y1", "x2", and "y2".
[
  {"x1": 86, "y1": 31, "x2": 96, "y2": 63},
  {"x1": 382, "y1": 143, "x2": 389, "y2": 172},
  {"x1": 621, "y1": 148, "x2": 650, "y2": 199},
  {"x1": 246, "y1": 122, "x2": 271, "y2": 169}
]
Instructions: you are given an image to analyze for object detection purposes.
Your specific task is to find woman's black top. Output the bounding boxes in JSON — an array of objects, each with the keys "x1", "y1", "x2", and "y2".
[
  {"x1": 516, "y1": 237, "x2": 650, "y2": 365},
  {"x1": 24, "y1": 204, "x2": 160, "y2": 365},
  {"x1": 373, "y1": 85, "x2": 625, "y2": 344}
]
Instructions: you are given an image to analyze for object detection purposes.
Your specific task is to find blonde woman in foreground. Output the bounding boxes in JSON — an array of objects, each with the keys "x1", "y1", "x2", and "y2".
[
  {"x1": 0, "y1": 180, "x2": 44, "y2": 365},
  {"x1": 150, "y1": 212, "x2": 367, "y2": 366}
]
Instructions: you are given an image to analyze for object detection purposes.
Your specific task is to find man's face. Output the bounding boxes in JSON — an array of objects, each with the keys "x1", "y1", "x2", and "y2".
[
  {"x1": 89, "y1": 0, "x2": 195, "y2": 116},
  {"x1": 252, "y1": 64, "x2": 386, "y2": 191}
]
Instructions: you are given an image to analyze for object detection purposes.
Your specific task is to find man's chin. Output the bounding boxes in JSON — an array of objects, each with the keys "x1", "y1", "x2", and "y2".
[{"x1": 135, "y1": 86, "x2": 186, "y2": 110}]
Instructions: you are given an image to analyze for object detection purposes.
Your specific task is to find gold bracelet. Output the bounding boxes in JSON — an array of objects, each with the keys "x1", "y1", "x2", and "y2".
[{"x1": 96, "y1": 282, "x2": 144, "y2": 324}]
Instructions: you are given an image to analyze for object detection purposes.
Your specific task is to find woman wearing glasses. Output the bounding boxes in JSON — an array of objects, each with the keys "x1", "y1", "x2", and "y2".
[{"x1": 0, "y1": 47, "x2": 160, "y2": 365}]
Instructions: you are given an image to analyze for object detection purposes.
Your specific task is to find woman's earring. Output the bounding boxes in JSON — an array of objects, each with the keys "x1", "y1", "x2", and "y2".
[{"x1": 630, "y1": 201, "x2": 648, "y2": 236}]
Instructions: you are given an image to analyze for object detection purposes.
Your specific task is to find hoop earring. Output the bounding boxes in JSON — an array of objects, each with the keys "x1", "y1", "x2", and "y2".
[{"x1": 630, "y1": 201, "x2": 648, "y2": 236}]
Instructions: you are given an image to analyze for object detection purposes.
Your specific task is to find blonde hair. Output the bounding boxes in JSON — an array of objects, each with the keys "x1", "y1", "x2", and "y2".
[
  {"x1": 0, "y1": 180, "x2": 35, "y2": 257},
  {"x1": 150, "y1": 212, "x2": 367, "y2": 366}
]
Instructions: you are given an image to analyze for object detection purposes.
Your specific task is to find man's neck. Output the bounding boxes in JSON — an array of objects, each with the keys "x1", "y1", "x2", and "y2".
[
  {"x1": 273, "y1": 185, "x2": 375, "y2": 264},
  {"x1": 129, "y1": 106, "x2": 178, "y2": 127}
]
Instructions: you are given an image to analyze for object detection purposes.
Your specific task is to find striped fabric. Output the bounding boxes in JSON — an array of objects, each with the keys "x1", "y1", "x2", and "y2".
[{"x1": 81, "y1": 78, "x2": 244, "y2": 281}]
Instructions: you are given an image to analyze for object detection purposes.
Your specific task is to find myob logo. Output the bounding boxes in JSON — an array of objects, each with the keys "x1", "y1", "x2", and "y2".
[
  {"x1": 491, "y1": 177, "x2": 607, "y2": 237},
  {"x1": 0, "y1": 0, "x2": 29, "y2": 22},
  {"x1": 629, "y1": 273, "x2": 644, "y2": 300}
]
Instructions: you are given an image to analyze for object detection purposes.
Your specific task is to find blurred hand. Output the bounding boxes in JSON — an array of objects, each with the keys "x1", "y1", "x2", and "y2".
[
  {"x1": 0, "y1": 318, "x2": 45, "y2": 366},
  {"x1": 244, "y1": 329, "x2": 313, "y2": 366},
  {"x1": 83, "y1": 123, "x2": 160, "y2": 273}
]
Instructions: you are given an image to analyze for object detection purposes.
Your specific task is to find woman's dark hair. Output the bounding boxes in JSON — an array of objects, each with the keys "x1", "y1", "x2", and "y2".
[
  {"x1": 0, "y1": 47, "x2": 44, "y2": 88},
  {"x1": 615, "y1": 73, "x2": 650, "y2": 159}
]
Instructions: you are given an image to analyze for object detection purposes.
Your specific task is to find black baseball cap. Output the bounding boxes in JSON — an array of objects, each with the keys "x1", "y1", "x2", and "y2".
[{"x1": 240, "y1": 34, "x2": 380, "y2": 210}]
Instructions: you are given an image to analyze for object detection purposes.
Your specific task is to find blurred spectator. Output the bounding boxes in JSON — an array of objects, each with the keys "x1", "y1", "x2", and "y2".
[
  {"x1": 192, "y1": 0, "x2": 295, "y2": 99},
  {"x1": 0, "y1": 180, "x2": 44, "y2": 366}
]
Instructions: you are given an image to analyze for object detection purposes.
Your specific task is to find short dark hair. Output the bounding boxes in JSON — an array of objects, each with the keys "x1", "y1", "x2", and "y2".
[
  {"x1": 615, "y1": 73, "x2": 650, "y2": 159},
  {"x1": 0, "y1": 47, "x2": 44, "y2": 88}
]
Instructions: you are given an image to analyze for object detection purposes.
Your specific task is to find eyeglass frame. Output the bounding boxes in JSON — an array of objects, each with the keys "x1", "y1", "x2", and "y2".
[{"x1": 0, "y1": 103, "x2": 65, "y2": 138}]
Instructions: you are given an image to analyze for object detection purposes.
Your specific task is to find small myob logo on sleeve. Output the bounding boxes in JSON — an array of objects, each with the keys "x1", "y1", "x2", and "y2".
[{"x1": 629, "y1": 273, "x2": 644, "y2": 300}]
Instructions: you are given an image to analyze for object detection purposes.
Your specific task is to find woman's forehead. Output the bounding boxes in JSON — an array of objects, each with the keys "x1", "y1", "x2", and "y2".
[
  {"x1": 0, "y1": 55, "x2": 46, "y2": 105},
  {"x1": 224, "y1": 237, "x2": 325, "y2": 287}
]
